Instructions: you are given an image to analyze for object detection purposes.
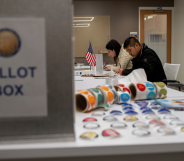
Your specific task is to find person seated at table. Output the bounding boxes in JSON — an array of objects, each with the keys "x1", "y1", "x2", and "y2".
[
  {"x1": 103, "y1": 39, "x2": 133, "y2": 71},
  {"x1": 116, "y1": 37, "x2": 166, "y2": 82}
]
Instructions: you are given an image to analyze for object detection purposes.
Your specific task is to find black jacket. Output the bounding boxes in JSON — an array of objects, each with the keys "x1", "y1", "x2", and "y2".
[{"x1": 123, "y1": 43, "x2": 166, "y2": 82}]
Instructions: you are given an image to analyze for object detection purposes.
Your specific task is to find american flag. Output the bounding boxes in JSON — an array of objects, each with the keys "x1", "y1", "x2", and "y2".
[{"x1": 85, "y1": 43, "x2": 96, "y2": 66}]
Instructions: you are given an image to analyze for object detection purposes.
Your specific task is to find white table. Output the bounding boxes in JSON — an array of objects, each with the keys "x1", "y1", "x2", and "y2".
[{"x1": 0, "y1": 77, "x2": 184, "y2": 160}]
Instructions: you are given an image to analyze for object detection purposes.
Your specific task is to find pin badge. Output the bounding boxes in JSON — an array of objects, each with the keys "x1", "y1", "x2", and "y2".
[
  {"x1": 123, "y1": 106, "x2": 134, "y2": 111},
  {"x1": 122, "y1": 103, "x2": 133, "y2": 107},
  {"x1": 92, "y1": 111, "x2": 105, "y2": 116},
  {"x1": 149, "y1": 120, "x2": 165, "y2": 126},
  {"x1": 124, "y1": 116, "x2": 138, "y2": 121},
  {"x1": 133, "y1": 121, "x2": 149, "y2": 128},
  {"x1": 158, "y1": 108, "x2": 171, "y2": 114},
  {"x1": 132, "y1": 129, "x2": 150, "y2": 136},
  {"x1": 146, "y1": 115, "x2": 160, "y2": 120},
  {"x1": 80, "y1": 132, "x2": 98, "y2": 139},
  {"x1": 103, "y1": 116, "x2": 118, "y2": 122},
  {"x1": 125, "y1": 110, "x2": 138, "y2": 115},
  {"x1": 164, "y1": 114, "x2": 178, "y2": 120},
  {"x1": 83, "y1": 123, "x2": 100, "y2": 129},
  {"x1": 142, "y1": 109, "x2": 155, "y2": 115},
  {"x1": 110, "y1": 110, "x2": 122, "y2": 115},
  {"x1": 181, "y1": 127, "x2": 184, "y2": 132},
  {"x1": 111, "y1": 122, "x2": 127, "y2": 128},
  {"x1": 102, "y1": 129, "x2": 120, "y2": 137},
  {"x1": 170, "y1": 120, "x2": 184, "y2": 126},
  {"x1": 157, "y1": 127, "x2": 175, "y2": 135},
  {"x1": 83, "y1": 117, "x2": 97, "y2": 122}
]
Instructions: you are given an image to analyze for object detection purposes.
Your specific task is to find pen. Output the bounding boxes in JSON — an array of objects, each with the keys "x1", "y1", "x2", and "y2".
[
  {"x1": 119, "y1": 63, "x2": 121, "y2": 68},
  {"x1": 104, "y1": 62, "x2": 108, "y2": 67}
]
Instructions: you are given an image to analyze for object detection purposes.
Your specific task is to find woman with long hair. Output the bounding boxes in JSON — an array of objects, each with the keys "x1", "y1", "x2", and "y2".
[{"x1": 103, "y1": 39, "x2": 132, "y2": 71}]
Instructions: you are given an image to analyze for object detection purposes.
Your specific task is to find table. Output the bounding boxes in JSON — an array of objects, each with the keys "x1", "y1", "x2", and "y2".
[{"x1": 0, "y1": 76, "x2": 184, "y2": 160}]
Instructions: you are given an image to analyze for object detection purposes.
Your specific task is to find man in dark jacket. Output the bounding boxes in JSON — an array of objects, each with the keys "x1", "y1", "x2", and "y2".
[{"x1": 116, "y1": 37, "x2": 166, "y2": 82}]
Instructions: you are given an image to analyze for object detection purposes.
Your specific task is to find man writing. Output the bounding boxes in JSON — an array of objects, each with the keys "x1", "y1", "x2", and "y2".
[{"x1": 116, "y1": 37, "x2": 166, "y2": 82}]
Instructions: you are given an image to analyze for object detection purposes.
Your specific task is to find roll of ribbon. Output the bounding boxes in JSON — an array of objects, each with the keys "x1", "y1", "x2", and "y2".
[
  {"x1": 116, "y1": 91, "x2": 130, "y2": 104},
  {"x1": 114, "y1": 84, "x2": 131, "y2": 94},
  {"x1": 88, "y1": 88, "x2": 103, "y2": 107},
  {"x1": 129, "y1": 82, "x2": 156, "y2": 100},
  {"x1": 153, "y1": 82, "x2": 167, "y2": 99},
  {"x1": 97, "y1": 86, "x2": 114, "y2": 105},
  {"x1": 76, "y1": 90, "x2": 96, "y2": 112}
]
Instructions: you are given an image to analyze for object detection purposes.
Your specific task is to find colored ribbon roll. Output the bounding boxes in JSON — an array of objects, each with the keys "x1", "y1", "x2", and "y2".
[
  {"x1": 88, "y1": 88, "x2": 103, "y2": 107},
  {"x1": 153, "y1": 82, "x2": 167, "y2": 99},
  {"x1": 97, "y1": 85, "x2": 114, "y2": 105},
  {"x1": 116, "y1": 91, "x2": 130, "y2": 104},
  {"x1": 129, "y1": 82, "x2": 156, "y2": 100},
  {"x1": 76, "y1": 90, "x2": 96, "y2": 112}
]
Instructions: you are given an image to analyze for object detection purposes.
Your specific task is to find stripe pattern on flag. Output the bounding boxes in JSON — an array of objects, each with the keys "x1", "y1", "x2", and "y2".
[{"x1": 85, "y1": 43, "x2": 96, "y2": 66}]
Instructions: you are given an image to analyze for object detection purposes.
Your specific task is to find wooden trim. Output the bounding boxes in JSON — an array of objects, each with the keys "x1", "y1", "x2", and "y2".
[{"x1": 140, "y1": 10, "x2": 171, "y2": 63}]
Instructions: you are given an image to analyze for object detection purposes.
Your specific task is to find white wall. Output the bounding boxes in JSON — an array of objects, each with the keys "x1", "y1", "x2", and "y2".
[{"x1": 174, "y1": 0, "x2": 184, "y2": 83}]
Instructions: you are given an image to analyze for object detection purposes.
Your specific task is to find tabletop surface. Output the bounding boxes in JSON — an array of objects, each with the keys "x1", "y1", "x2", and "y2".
[{"x1": 0, "y1": 76, "x2": 184, "y2": 159}]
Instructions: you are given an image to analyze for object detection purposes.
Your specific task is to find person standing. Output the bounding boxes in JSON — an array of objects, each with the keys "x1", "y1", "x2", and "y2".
[{"x1": 116, "y1": 37, "x2": 166, "y2": 82}]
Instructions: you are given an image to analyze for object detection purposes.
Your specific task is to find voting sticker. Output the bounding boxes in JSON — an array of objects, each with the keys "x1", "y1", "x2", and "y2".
[
  {"x1": 110, "y1": 110, "x2": 122, "y2": 115},
  {"x1": 132, "y1": 129, "x2": 150, "y2": 136},
  {"x1": 125, "y1": 110, "x2": 138, "y2": 115},
  {"x1": 158, "y1": 108, "x2": 171, "y2": 114},
  {"x1": 146, "y1": 115, "x2": 160, "y2": 120},
  {"x1": 157, "y1": 127, "x2": 175, "y2": 135},
  {"x1": 149, "y1": 120, "x2": 165, "y2": 126},
  {"x1": 124, "y1": 116, "x2": 138, "y2": 122},
  {"x1": 111, "y1": 122, "x2": 127, "y2": 128},
  {"x1": 80, "y1": 132, "x2": 98, "y2": 139},
  {"x1": 92, "y1": 111, "x2": 105, "y2": 116},
  {"x1": 102, "y1": 129, "x2": 120, "y2": 137},
  {"x1": 83, "y1": 123, "x2": 100, "y2": 129},
  {"x1": 170, "y1": 120, "x2": 184, "y2": 126},
  {"x1": 103, "y1": 116, "x2": 118, "y2": 122},
  {"x1": 163, "y1": 114, "x2": 178, "y2": 120},
  {"x1": 133, "y1": 121, "x2": 149, "y2": 128},
  {"x1": 83, "y1": 117, "x2": 97, "y2": 122}
]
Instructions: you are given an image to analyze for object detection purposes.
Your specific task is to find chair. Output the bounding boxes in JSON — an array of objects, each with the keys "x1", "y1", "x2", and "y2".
[{"x1": 162, "y1": 63, "x2": 184, "y2": 91}]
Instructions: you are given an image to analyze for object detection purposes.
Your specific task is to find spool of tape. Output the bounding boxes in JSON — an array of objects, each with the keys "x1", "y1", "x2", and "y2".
[
  {"x1": 76, "y1": 90, "x2": 96, "y2": 112},
  {"x1": 116, "y1": 91, "x2": 130, "y2": 104},
  {"x1": 129, "y1": 82, "x2": 156, "y2": 100},
  {"x1": 153, "y1": 82, "x2": 167, "y2": 99},
  {"x1": 97, "y1": 86, "x2": 114, "y2": 105},
  {"x1": 88, "y1": 88, "x2": 103, "y2": 107}
]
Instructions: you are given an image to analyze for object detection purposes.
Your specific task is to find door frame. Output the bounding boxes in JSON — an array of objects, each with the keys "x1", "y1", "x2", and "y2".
[{"x1": 139, "y1": 7, "x2": 174, "y2": 63}]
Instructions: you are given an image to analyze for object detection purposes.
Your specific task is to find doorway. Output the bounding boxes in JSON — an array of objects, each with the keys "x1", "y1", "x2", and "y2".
[{"x1": 140, "y1": 9, "x2": 172, "y2": 64}]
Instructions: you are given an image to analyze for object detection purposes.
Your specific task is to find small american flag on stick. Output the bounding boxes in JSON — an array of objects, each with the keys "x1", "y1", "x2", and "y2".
[{"x1": 85, "y1": 43, "x2": 96, "y2": 66}]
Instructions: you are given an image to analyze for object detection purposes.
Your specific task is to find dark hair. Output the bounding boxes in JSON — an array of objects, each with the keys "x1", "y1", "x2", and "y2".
[
  {"x1": 106, "y1": 39, "x2": 121, "y2": 65},
  {"x1": 123, "y1": 37, "x2": 141, "y2": 49}
]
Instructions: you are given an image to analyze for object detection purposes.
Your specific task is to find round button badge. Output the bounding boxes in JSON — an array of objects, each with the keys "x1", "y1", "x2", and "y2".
[
  {"x1": 111, "y1": 122, "x2": 127, "y2": 128},
  {"x1": 157, "y1": 127, "x2": 175, "y2": 135},
  {"x1": 83, "y1": 123, "x2": 100, "y2": 129},
  {"x1": 102, "y1": 129, "x2": 120, "y2": 137},
  {"x1": 124, "y1": 116, "x2": 138, "y2": 122},
  {"x1": 103, "y1": 116, "x2": 118, "y2": 122},
  {"x1": 164, "y1": 114, "x2": 178, "y2": 120},
  {"x1": 132, "y1": 129, "x2": 150, "y2": 136},
  {"x1": 83, "y1": 117, "x2": 97, "y2": 122},
  {"x1": 80, "y1": 132, "x2": 98, "y2": 139},
  {"x1": 92, "y1": 111, "x2": 105, "y2": 116},
  {"x1": 170, "y1": 120, "x2": 184, "y2": 126},
  {"x1": 146, "y1": 115, "x2": 160, "y2": 120},
  {"x1": 133, "y1": 121, "x2": 149, "y2": 128},
  {"x1": 110, "y1": 110, "x2": 122, "y2": 115}
]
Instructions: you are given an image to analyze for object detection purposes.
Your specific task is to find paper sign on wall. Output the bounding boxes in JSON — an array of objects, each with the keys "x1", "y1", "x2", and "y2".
[{"x1": 0, "y1": 18, "x2": 47, "y2": 118}]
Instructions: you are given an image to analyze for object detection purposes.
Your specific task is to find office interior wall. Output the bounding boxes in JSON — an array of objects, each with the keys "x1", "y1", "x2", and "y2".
[
  {"x1": 173, "y1": 0, "x2": 184, "y2": 83},
  {"x1": 74, "y1": 0, "x2": 174, "y2": 64}
]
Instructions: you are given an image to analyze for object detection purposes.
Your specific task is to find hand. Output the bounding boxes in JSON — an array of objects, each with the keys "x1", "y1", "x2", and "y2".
[
  {"x1": 115, "y1": 68, "x2": 124, "y2": 75},
  {"x1": 103, "y1": 66, "x2": 111, "y2": 71}
]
